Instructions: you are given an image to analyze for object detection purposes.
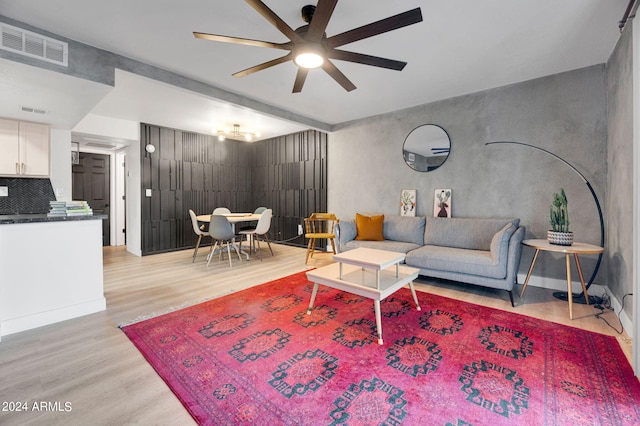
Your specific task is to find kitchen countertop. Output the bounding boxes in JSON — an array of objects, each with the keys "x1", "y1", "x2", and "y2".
[{"x1": 0, "y1": 214, "x2": 108, "y2": 224}]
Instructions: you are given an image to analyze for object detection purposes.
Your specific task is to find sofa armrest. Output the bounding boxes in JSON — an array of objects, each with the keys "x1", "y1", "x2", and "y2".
[
  {"x1": 505, "y1": 226, "x2": 526, "y2": 284},
  {"x1": 489, "y1": 223, "x2": 516, "y2": 262},
  {"x1": 335, "y1": 220, "x2": 357, "y2": 253}
]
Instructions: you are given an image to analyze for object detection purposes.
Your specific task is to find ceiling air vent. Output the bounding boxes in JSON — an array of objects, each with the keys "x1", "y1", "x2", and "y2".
[
  {"x1": 21, "y1": 106, "x2": 47, "y2": 115},
  {"x1": 1, "y1": 22, "x2": 68, "y2": 66}
]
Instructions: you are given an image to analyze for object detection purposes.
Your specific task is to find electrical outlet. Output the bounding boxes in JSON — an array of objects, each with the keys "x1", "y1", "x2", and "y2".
[
  {"x1": 298, "y1": 224, "x2": 304, "y2": 235},
  {"x1": 0, "y1": 186, "x2": 7, "y2": 197}
]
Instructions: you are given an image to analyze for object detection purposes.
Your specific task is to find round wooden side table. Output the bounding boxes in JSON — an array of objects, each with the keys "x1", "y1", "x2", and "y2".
[{"x1": 520, "y1": 239, "x2": 604, "y2": 320}]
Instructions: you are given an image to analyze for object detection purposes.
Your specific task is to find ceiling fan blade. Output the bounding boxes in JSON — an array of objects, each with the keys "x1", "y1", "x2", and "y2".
[
  {"x1": 245, "y1": 0, "x2": 304, "y2": 43},
  {"x1": 322, "y1": 60, "x2": 357, "y2": 92},
  {"x1": 326, "y1": 7, "x2": 423, "y2": 48},
  {"x1": 327, "y1": 49, "x2": 407, "y2": 71},
  {"x1": 292, "y1": 69, "x2": 309, "y2": 93},
  {"x1": 306, "y1": 0, "x2": 338, "y2": 41},
  {"x1": 193, "y1": 32, "x2": 291, "y2": 50},
  {"x1": 232, "y1": 53, "x2": 293, "y2": 78}
]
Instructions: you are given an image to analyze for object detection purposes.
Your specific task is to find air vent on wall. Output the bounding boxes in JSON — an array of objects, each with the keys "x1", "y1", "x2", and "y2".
[{"x1": 1, "y1": 22, "x2": 68, "y2": 66}]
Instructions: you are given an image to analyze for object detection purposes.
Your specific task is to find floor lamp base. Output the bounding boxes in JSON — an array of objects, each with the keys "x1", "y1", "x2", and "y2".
[{"x1": 553, "y1": 291, "x2": 602, "y2": 305}]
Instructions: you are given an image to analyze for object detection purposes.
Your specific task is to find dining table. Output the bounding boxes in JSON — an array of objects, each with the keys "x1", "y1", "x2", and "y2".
[{"x1": 196, "y1": 212, "x2": 262, "y2": 260}]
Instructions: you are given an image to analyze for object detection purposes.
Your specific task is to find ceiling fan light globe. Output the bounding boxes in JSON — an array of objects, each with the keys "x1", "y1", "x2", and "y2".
[{"x1": 295, "y1": 52, "x2": 324, "y2": 69}]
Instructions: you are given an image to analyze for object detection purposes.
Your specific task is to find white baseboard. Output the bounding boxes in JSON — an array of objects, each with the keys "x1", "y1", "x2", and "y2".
[
  {"x1": 606, "y1": 292, "x2": 633, "y2": 338},
  {"x1": 127, "y1": 247, "x2": 142, "y2": 257},
  {"x1": 517, "y1": 272, "x2": 605, "y2": 295},
  {"x1": 517, "y1": 273, "x2": 632, "y2": 335},
  {"x1": 0, "y1": 298, "x2": 106, "y2": 340}
]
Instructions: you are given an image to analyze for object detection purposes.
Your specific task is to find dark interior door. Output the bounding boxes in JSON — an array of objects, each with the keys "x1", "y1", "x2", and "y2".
[{"x1": 73, "y1": 152, "x2": 111, "y2": 246}]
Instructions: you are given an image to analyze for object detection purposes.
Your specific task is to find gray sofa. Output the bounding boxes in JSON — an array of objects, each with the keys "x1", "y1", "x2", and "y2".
[{"x1": 335, "y1": 215, "x2": 525, "y2": 306}]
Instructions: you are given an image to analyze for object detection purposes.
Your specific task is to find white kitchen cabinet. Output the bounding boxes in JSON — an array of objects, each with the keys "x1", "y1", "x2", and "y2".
[
  {"x1": 0, "y1": 119, "x2": 20, "y2": 175},
  {"x1": 0, "y1": 118, "x2": 50, "y2": 177}
]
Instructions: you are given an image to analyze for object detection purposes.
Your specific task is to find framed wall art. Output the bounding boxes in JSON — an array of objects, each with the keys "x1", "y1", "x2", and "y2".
[
  {"x1": 400, "y1": 189, "x2": 416, "y2": 216},
  {"x1": 434, "y1": 189, "x2": 451, "y2": 217}
]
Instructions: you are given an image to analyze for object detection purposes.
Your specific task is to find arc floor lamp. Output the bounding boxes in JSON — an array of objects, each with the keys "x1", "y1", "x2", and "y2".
[{"x1": 485, "y1": 141, "x2": 604, "y2": 304}]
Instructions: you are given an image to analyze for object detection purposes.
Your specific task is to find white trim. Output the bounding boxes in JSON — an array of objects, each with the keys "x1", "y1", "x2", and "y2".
[
  {"x1": 115, "y1": 151, "x2": 126, "y2": 246},
  {"x1": 0, "y1": 298, "x2": 106, "y2": 338},
  {"x1": 632, "y1": 21, "x2": 640, "y2": 375},
  {"x1": 517, "y1": 273, "x2": 632, "y2": 335},
  {"x1": 517, "y1": 272, "x2": 607, "y2": 296}
]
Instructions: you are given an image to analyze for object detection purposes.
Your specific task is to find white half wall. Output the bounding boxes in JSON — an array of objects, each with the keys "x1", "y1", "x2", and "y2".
[{"x1": 0, "y1": 219, "x2": 106, "y2": 338}]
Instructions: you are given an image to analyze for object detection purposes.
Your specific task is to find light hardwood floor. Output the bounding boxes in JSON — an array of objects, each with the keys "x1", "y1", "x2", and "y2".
[{"x1": 0, "y1": 244, "x2": 632, "y2": 425}]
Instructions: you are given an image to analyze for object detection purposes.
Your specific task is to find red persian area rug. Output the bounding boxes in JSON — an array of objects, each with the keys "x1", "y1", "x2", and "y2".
[{"x1": 121, "y1": 271, "x2": 640, "y2": 425}]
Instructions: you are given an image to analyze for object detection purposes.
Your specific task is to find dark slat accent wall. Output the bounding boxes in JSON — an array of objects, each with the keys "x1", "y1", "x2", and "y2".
[
  {"x1": 252, "y1": 131, "x2": 328, "y2": 248},
  {"x1": 140, "y1": 123, "x2": 327, "y2": 255}
]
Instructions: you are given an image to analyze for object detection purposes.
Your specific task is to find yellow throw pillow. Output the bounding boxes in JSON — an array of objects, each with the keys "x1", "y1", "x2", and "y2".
[{"x1": 355, "y1": 213, "x2": 385, "y2": 241}]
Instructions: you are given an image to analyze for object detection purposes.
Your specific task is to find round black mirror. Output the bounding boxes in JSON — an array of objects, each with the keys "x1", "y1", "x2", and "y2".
[{"x1": 403, "y1": 124, "x2": 451, "y2": 171}]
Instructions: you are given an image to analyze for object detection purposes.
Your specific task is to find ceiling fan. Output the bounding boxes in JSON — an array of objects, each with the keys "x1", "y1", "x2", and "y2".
[{"x1": 194, "y1": 0, "x2": 423, "y2": 93}]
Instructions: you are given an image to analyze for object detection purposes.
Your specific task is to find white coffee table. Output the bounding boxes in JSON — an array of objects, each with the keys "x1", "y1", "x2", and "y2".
[{"x1": 305, "y1": 247, "x2": 421, "y2": 345}]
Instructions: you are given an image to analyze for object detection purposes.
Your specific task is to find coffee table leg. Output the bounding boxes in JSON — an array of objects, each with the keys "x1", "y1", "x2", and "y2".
[
  {"x1": 409, "y1": 282, "x2": 421, "y2": 311},
  {"x1": 374, "y1": 300, "x2": 383, "y2": 345},
  {"x1": 307, "y1": 283, "x2": 319, "y2": 315}
]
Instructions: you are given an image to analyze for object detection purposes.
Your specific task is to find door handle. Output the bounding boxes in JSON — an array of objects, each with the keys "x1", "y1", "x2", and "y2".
[
  {"x1": 21, "y1": 163, "x2": 25, "y2": 174},
  {"x1": 16, "y1": 163, "x2": 19, "y2": 174}
]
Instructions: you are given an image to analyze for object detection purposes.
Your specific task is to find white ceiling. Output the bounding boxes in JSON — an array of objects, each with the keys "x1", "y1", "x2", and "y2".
[
  {"x1": 0, "y1": 0, "x2": 629, "y2": 145},
  {"x1": 0, "y1": 59, "x2": 112, "y2": 129},
  {"x1": 90, "y1": 70, "x2": 310, "y2": 141}
]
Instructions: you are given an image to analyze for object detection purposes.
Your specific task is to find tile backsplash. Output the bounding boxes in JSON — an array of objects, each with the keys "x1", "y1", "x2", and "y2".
[{"x1": 0, "y1": 178, "x2": 56, "y2": 214}]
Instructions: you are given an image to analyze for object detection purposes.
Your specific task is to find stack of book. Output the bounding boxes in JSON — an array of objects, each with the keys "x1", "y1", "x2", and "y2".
[{"x1": 48, "y1": 200, "x2": 93, "y2": 216}]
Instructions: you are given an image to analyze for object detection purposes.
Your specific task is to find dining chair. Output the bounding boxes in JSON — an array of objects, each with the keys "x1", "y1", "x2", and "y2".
[
  {"x1": 238, "y1": 206, "x2": 267, "y2": 233},
  {"x1": 207, "y1": 215, "x2": 242, "y2": 267},
  {"x1": 239, "y1": 209, "x2": 273, "y2": 261},
  {"x1": 212, "y1": 207, "x2": 231, "y2": 215},
  {"x1": 189, "y1": 209, "x2": 212, "y2": 263},
  {"x1": 304, "y1": 213, "x2": 339, "y2": 264}
]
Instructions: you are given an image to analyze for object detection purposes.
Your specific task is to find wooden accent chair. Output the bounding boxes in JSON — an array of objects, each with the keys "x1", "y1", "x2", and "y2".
[{"x1": 304, "y1": 213, "x2": 339, "y2": 264}]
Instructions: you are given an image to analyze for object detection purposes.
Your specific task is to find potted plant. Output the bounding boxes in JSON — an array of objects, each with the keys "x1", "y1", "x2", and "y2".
[{"x1": 548, "y1": 188, "x2": 573, "y2": 245}]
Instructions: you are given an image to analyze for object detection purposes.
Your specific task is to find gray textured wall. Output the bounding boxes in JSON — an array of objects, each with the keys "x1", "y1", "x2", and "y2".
[
  {"x1": 328, "y1": 65, "x2": 608, "y2": 283},
  {"x1": 606, "y1": 22, "x2": 634, "y2": 315}
]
